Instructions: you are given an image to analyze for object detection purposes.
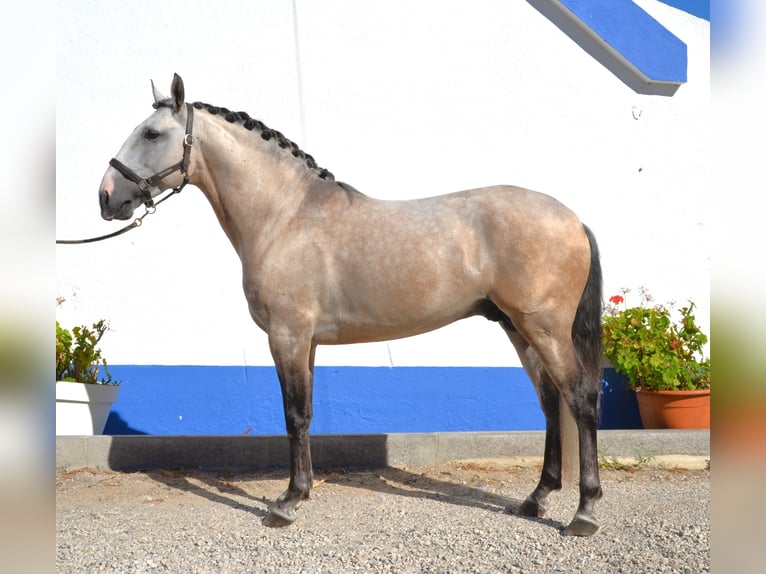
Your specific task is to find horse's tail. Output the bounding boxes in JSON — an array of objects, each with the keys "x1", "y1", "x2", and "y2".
[
  {"x1": 573, "y1": 224, "x2": 603, "y2": 384},
  {"x1": 561, "y1": 224, "x2": 603, "y2": 484}
]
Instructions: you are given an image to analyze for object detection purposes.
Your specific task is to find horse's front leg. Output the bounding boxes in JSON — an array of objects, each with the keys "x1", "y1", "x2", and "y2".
[{"x1": 262, "y1": 330, "x2": 316, "y2": 527}]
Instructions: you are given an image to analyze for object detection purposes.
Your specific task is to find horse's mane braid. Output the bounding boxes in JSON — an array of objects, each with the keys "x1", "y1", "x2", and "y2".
[{"x1": 192, "y1": 102, "x2": 334, "y2": 181}]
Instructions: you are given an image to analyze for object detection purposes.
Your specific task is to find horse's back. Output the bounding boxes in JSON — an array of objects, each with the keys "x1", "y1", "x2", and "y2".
[
  {"x1": 450, "y1": 185, "x2": 582, "y2": 227},
  {"x1": 321, "y1": 183, "x2": 580, "y2": 229},
  {"x1": 312, "y1": 181, "x2": 590, "y2": 288},
  {"x1": 365, "y1": 184, "x2": 589, "y2": 270}
]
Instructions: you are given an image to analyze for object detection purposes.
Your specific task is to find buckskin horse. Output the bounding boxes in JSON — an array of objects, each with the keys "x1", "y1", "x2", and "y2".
[{"x1": 98, "y1": 74, "x2": 603, "y2": 535}]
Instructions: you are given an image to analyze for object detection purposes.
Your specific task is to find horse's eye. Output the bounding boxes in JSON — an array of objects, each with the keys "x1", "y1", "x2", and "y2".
[{"x1": 144, "y1": 129, "x2": 160, "y2": 140}]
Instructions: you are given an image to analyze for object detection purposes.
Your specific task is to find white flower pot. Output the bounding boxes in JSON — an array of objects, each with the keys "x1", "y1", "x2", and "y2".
[{"x1": 56, "y1": 381, "x2": 120, "y2": 435}]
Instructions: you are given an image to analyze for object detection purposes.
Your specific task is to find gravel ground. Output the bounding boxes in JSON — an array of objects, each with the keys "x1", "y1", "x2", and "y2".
[{"x1": 56, "y1": 462, "x2": 709, "y2": 573}]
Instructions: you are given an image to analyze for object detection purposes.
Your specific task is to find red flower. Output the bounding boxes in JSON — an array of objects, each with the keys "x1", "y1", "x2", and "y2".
[{"x1": 609, "y1": 295, "x2": 624, "y2": 304}]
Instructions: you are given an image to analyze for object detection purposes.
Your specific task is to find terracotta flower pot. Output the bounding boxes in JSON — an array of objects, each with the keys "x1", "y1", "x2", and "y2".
[{"x1": 635, "y1": 389, "x2": 710, "y2": 429}]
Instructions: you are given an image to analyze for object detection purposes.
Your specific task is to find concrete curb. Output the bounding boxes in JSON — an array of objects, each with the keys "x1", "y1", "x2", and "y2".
[{"x1": 56, "y1": 430, "x2": 709, "y2": 472}]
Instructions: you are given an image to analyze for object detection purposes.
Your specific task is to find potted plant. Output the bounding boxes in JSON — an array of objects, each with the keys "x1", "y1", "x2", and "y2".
[
  {"x1": 56, "y1": 319, "x2": 120, "y2": 435},
  {"x1": 602, "y1": 287, "x2": 710, "y2": 429}
]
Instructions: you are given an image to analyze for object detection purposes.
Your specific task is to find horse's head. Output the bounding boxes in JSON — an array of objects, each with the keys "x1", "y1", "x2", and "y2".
[{"x1": 99, "y1": 74, "x2": 193, "y2": 220}]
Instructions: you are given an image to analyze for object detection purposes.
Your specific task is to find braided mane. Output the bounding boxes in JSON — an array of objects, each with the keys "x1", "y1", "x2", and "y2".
[{"x1": 192, "y1": 102, "x2": 334, "y2": 181}]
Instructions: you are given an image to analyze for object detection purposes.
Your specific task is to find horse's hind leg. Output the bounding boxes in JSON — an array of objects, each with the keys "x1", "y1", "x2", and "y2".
[
  {"x1": 529, "y1": 332, "x2": 602, "y2": 536},
  {"x1": 507, "y1": 323, "x2": 601, "y2": 536},
  {"x1": 262, "y1": 331, "x2": 316, "y2": 527},
  {"x1": 520, "y1": 377, "x2": 565, "y2": 518},
  {"x1": 559, "y1": 374, "x2": 602, "y2": 536},
  {"x1": 506, "y1": 332, "x2": 564, "y2": 518}
]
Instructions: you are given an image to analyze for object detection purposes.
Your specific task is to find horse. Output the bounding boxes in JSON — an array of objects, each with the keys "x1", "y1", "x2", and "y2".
[{"x1": 98, "y1": 74, "x2": 603, "y2": 536}]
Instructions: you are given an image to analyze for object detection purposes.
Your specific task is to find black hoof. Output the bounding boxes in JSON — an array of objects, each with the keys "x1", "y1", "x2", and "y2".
[
  {"x1": 517, "y1": 497, "x2": 547, "y2": 518},
  {"x1": 262, "y1": 506, "x2": 297, "y2": 527},
  {"x1": 564, "y1": 514, "x2": 600, "y2": 536}
]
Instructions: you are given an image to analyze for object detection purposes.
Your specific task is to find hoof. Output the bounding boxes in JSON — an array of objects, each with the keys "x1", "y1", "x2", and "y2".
[
  {"x1": 564, "y1": 514, "x2": 600, "y2": 537},
  {"x1": 262, "y1": 503, "x2": 297, "y2": 528},
  {"x1": 517, "y1": 497, "x2": 547, "y2": 518}
]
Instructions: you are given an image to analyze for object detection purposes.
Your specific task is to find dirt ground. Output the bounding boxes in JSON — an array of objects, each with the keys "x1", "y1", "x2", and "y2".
[
  {"x1": 55, "y1": 459, "x2": 708, "y2": 516},
  {"x1": 57, "y1": 461, "x2": 711, "y2": 573}
]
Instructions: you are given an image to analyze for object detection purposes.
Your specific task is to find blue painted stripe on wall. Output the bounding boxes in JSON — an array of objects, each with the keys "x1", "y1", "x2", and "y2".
[
  {"x1": 560, "y1": 0, "x2": 687, "y2": 83},
  {"x1": 103, "y1": 366, "x2": 641, "y2": 435},
  {"x1": 659, "y1": 0, "x2": 709, "y2": 21}
]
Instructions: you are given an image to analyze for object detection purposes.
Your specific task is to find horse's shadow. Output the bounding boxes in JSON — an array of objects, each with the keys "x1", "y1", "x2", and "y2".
[
  {"x1": 145, "y1": 469, "x2": 271, "y2": 519},
  {"x1": 145, "y1": 466, "x2": 563, "y2": 531}
]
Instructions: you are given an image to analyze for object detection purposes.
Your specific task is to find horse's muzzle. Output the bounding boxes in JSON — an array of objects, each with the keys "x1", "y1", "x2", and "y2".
[
  {"x1": 99, "y1": 188, "x2": 114, "y2": 220},
  {"x1": 99, "y1": 188, "x2": 133, "y2": 221}
]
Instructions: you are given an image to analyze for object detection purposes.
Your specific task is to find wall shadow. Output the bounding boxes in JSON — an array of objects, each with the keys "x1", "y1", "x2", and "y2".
[{"x1": 104, "y1": 411, "x2": 148, "y2": 435}]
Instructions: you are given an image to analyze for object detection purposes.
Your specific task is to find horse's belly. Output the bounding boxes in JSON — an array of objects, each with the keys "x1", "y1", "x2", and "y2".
[
  {"x1": 315, "y1": 313, "x2": 469, "y2": 345},
  {"x1": 314, "y1": 289, "x2": 482, "y2": 345}
]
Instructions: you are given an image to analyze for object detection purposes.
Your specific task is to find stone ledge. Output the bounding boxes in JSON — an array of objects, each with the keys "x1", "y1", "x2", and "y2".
[{"x1": 56, "y1": 430, "x2": 709, "y2": 472}]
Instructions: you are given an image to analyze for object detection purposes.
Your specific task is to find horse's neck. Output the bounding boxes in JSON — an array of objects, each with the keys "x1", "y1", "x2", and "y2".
[{"x1": 191, "y1": 115, "x2": 310, "y2": 255}]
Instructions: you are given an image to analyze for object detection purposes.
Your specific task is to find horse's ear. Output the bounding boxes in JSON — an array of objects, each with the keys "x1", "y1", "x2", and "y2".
[
  {"x1": 171, "y1": 73, "x2": 185, "y2": 113},
  {"x1": 151, "y1": 80, "x2": 166, "y2": 106}
]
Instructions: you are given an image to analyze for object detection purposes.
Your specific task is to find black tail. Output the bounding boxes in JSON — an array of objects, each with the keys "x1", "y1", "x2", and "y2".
[{"x1": 572, "y1": 224, "x2": 603, "y2": 384}]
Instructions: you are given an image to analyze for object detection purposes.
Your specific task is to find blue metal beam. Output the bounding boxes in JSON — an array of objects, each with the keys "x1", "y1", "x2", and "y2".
[{"x1": 529, "y1": 0, "x2": 688, "y2": 95}]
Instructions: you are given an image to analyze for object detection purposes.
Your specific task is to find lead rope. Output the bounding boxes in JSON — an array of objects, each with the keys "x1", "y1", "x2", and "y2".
[{"x1": 55, "y1": 184, "x2": 185, "y2": 244}]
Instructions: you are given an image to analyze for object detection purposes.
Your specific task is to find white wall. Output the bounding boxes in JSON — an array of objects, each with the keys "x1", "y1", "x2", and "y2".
[{"x1": 56, "y1": 0, "x2": 710, "y2": 368}]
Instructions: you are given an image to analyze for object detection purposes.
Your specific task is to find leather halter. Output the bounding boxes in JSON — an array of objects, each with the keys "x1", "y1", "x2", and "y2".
[{"x1": 108, "y1": 101, "x2": 195, "y2": 208}]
